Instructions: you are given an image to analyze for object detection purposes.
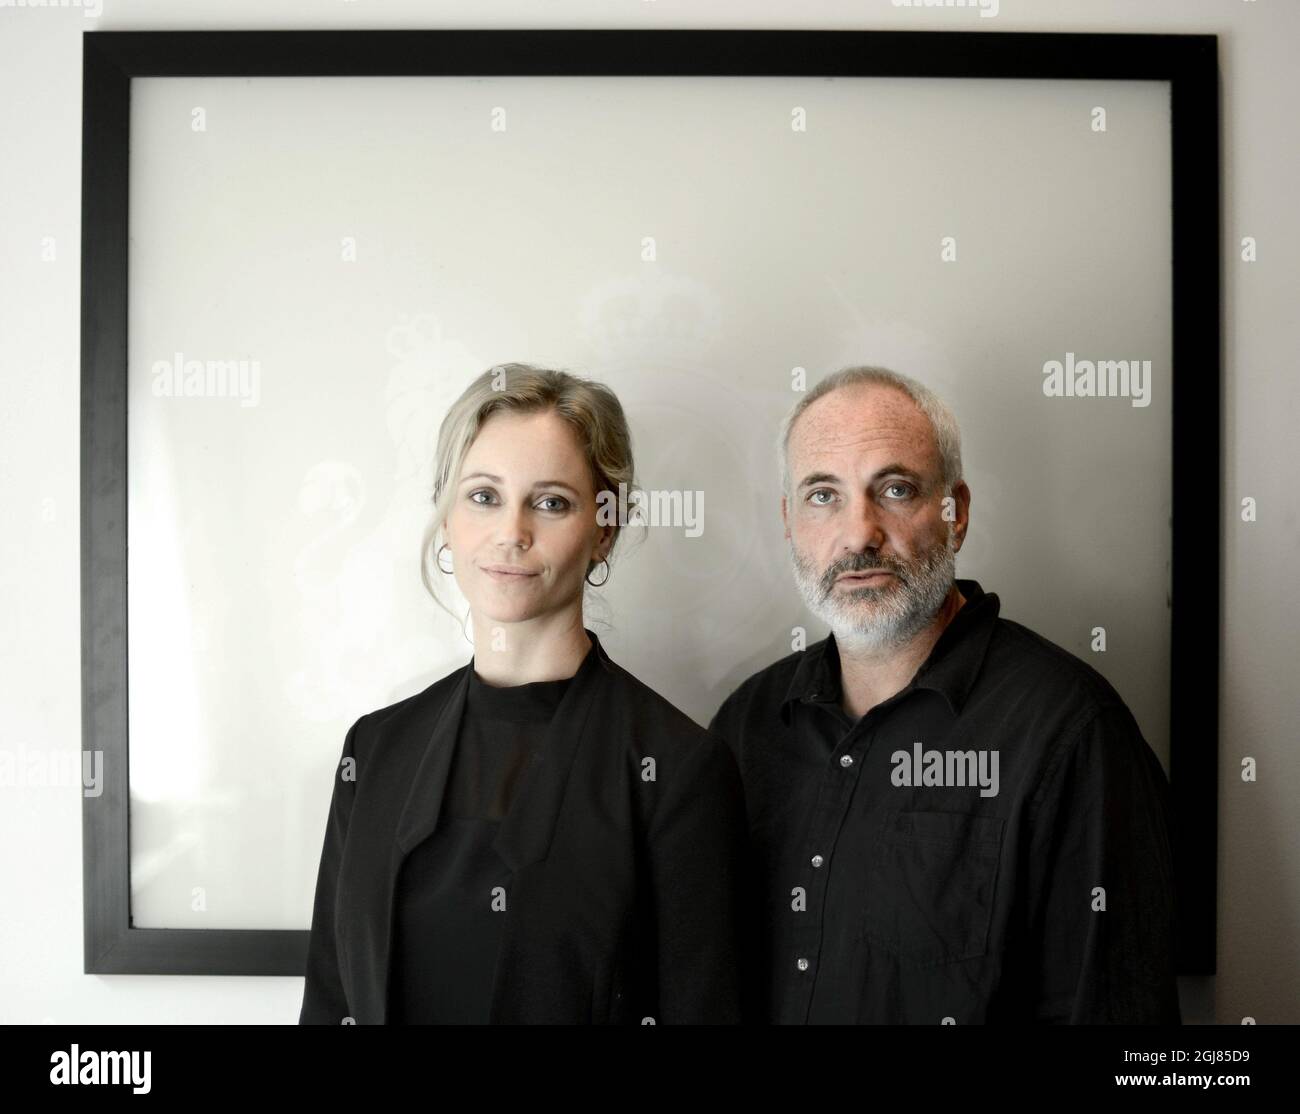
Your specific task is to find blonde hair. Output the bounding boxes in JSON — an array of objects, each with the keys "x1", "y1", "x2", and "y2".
[
  {"x1": 777, "y1": 365, "x2": 963, "y2": 498},
  {"x1": 420, "y1": 363, "x2": 637, "y2": 618}
]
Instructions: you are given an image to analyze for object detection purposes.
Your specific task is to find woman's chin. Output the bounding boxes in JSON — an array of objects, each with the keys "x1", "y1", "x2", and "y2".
[{"x1": 470, "y1": 599, "x2": 547, "y2": 627}]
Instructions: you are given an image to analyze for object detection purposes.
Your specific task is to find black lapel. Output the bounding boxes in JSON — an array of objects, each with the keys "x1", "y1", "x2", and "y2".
[
  {"x1": 392, "y1": 662, "x2": 472, "y2": 855},
  {"x1": 391, "y1": 628, "x2": 613, "y2": 861}
]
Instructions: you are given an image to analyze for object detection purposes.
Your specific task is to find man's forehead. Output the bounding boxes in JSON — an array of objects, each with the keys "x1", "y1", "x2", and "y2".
[
  {"x1": 800, "y1": 383, "x2": 924, "y2": 428},
  {"x1": 791, "y1": 389, "x2": 937, "y2": 467}
]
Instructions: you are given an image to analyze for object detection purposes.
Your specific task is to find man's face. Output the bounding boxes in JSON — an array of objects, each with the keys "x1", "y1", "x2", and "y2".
[{"x1": 782, "y1": 384, "x2": 970, "y2": 651}]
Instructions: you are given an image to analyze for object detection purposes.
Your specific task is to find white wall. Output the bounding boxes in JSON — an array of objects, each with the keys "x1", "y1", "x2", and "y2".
[{"x1": 1, "y1": 0, "x2": 1295, "y2": 1025}]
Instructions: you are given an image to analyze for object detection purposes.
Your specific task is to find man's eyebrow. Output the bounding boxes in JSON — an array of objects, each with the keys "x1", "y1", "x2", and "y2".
[
  {"x1": 796, "y1": 463, "x2": 927, "y2": 491},
  {"x1": 459, "y1": 472, "x2": 581, "y2": 495},
  {"x1": 872, "y1": 463, "x2": 927, "y2": 485},
  {"x1": 797, "y1": 471, "x2": 842, "y2": 491}
]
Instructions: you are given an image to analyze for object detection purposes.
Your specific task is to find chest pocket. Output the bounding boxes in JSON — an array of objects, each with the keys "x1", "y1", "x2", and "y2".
[{"x1": 859, "y1": 809, "x2": 1004, "y2": 968}]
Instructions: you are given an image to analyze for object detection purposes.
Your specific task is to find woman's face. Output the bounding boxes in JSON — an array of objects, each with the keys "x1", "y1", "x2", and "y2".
[{"x1": 443, "y1": 408, "x2": 613, "y2": 628}]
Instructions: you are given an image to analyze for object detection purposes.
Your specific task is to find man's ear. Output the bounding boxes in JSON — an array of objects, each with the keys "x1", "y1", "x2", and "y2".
[
  {"x1": 951, "y1": 481, "x2": 971, "y2": 550},
  {"x1": 781, "y1": 494, "x2": 790, "y2": 539}
]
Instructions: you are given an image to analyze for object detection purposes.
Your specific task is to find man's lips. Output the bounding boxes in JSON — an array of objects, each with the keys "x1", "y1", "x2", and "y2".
[{"x1": 836, "y1": 570, "x2": 895, "y2": 585}]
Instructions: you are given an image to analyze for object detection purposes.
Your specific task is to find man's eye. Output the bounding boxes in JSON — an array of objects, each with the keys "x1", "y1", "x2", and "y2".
[
  {"x1": 808, "y1": 489, "x2": 835, "y2": 505},
  {"x1": 885, "y1": 483, "x2": 914, "y2": 499}
]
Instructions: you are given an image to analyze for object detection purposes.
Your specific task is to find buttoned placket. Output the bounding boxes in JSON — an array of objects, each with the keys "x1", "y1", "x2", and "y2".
[{"x1": 788, "y1": 699, "x2": 879, "y2": 1024}]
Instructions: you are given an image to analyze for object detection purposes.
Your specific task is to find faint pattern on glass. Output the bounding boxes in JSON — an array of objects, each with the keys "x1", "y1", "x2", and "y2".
[
  {"x1": 575, "y1": 268, "x2": 793, "y2": 665},
  {"x1": 285, "y1": 314, "x2": 481, "y2": 720}
]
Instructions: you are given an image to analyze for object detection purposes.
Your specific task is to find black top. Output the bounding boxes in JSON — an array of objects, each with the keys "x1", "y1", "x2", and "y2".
[
  {"x1": 388, "y1": 663, "x2": 572, "y2": 1024},
  {"x1": 299, "y1": 625, "x2": 748, "y2": 1025},
  {"x1": 708, "y1": 578, "x2": 1180, "y2": 1025}
]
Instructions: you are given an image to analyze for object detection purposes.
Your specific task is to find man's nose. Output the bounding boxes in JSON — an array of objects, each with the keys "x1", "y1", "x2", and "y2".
[{"x1": 838, "y1": 496, "x2": 887, "y2": 556}]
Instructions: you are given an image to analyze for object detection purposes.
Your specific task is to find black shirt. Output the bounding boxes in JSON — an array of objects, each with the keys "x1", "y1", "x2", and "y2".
[
  {"x1": 388, "y1": 664, "x2": 572, "y2": 1024},
  {"x1": 708, "y1": 578, "x2": 1180, "y2": 1025}
]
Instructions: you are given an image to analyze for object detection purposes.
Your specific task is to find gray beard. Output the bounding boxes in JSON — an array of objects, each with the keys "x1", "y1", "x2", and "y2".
[{"x1": 789, "y1": 529, "x2": 958, "y2": 653}]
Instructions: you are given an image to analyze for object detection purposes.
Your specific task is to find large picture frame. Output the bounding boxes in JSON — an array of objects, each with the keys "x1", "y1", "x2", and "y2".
[{"x1": 80, "y1": 28, "x2": 1219, "y2": 979}]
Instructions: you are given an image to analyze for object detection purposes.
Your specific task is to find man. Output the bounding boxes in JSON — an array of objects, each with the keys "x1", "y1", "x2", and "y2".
[{"x1": 708, "y1": 366, "x2": 1180, "y2": 1024}]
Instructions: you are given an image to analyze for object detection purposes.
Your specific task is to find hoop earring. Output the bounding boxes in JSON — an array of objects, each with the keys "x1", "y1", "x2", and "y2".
[
  {"x1": 436, "y1": 543, "x2": 454, "y2": 574},
  {"x1": 585, "y1": 558, "x2": 610, "y2": 587}
]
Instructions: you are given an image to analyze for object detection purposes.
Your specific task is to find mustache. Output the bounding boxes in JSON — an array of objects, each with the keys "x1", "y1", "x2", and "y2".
[{"x1": 819, "y1": 553, "x2": 904, "y2": 593}]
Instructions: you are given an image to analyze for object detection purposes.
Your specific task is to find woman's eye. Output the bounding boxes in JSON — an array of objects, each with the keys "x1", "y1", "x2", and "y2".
[
  {"x1": 537, "y1": 496, "x2": 570, "y2": 512},
  {"x1": 469, "y1": 490, "x2": 496, "y2": 505}
]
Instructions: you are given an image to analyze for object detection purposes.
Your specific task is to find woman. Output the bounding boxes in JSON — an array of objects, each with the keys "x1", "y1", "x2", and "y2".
[{"x1": 299, "y1": 363, "x2": 748, "y2": 1024}]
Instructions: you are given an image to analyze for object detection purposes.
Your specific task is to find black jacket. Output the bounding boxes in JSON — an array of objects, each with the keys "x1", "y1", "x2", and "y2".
[{"x1": 299, "y1": 628, "x2": 749, "y2": 1024}]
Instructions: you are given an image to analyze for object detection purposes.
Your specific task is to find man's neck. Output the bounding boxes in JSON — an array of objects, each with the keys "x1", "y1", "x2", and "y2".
[{"x1": 836, "y1": 584, "x2": 967, "y2": 720}]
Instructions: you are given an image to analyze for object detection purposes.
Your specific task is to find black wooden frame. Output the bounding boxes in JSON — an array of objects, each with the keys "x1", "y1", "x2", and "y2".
[{"x1": 81, "y1": 29, "x2": 1219, "y2": 977}]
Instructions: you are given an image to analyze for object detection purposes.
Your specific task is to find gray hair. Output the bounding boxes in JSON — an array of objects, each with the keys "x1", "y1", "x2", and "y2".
[{"x1": 778, "y1": 365, "x2": 963, "y2": 498}]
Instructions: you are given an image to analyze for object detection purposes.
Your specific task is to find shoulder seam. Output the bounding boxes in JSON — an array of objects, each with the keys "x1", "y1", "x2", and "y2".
[{"x1": 1026, "y1": 698, "x2": 1130, "y2": 815}]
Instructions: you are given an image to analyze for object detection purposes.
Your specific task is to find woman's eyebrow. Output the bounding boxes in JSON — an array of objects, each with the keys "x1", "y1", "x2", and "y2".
[{"x1": 460, "y1": 472, "x2": 580, "y2": 495}]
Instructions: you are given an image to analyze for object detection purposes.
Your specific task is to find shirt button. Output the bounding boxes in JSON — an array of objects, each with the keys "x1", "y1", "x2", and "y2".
[
  {"x1": 839, "y1": 754, "x2": 853, "y2": 768},
  {"x1": 811, "y1": 854, "x2": 824, "y2": 868},
  {"x1": 796, "y1": 958, "x2": 810, "y2": 972}
]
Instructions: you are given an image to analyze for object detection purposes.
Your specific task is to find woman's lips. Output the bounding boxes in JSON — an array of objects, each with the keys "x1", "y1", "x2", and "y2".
[{"x1": 482, "y1": 566, "x2": 539, "y2": 581}]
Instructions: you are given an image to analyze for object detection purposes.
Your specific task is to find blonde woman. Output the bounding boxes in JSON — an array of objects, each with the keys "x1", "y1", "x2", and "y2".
[{"x1": 299, "y1": 364, "x2": 748, "y2": 1024}]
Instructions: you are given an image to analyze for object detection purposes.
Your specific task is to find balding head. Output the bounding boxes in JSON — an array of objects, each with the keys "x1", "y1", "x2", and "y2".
[{"x1": 779, "y1": 366, "x2": 963, "y2": 500}]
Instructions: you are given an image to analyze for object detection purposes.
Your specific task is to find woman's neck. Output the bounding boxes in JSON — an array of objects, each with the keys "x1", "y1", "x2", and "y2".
[{"x1": 469, "y1": 611, "x2": 592, "y2": 686}]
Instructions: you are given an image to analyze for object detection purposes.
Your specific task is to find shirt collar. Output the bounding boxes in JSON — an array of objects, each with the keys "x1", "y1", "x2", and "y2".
[{"x1": 780, "y1": 578, "x2": 999, "y2": 724}]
